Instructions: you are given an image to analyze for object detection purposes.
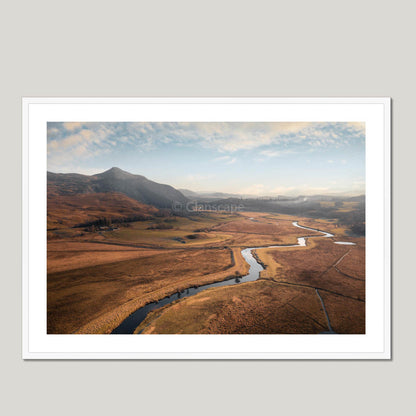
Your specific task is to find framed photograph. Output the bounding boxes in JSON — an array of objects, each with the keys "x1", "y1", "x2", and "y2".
[{"x1": 22, "y1": 97, "x2": 391, "y2": 359}]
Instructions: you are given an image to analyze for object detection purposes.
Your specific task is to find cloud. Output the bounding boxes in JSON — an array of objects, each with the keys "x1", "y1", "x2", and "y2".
[
  {"x1": 214, "y1": 155, "x2": 237, "y2": 164},
  {"x1": 62, "y1": 122, "x2": 84, "y2": 131},
  {"x1": 47, "y1": 122, "x2": 126, "y2": 170},
  {"x1": 214, "y1": 155, "x2": 231, "y2": 162},
  {"x1": 240, "y1": 184, "x2": 266, "y2": 196},
  {"x1": 260, "y1": 149, "x2": 294, "y2": 158},
  {"x1": 47, "y1": 121, "x2": 365, "y2": 170}
]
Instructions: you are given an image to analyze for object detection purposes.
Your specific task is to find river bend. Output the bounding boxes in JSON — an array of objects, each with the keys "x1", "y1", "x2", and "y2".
[{"x1": 112, "y1": 221, "x2": 338, "y2": 334}]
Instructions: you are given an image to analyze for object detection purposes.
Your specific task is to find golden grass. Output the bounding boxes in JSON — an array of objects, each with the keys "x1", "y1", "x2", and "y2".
[
  {"x1": 133, "y1": 221, "x2": 365, "y2": 334},
  {"x1": 136, "y1": 281, "x2": 328, "y2": 334},
  {"x1": 319, "y1": 291, "x2": 365, "y2": 333},
  {"x1": 47, "y1": 241, "x2": 166, "y2": 273},
  {"x1": 335, "y1": 237, "x2": 365, "y2": 279},
  {"x1": 47, "y1": 191, "x2": 157, "y2": 229},
  {"x1": 48, "y1": 246, "x2": 250, "y2": 334},
  {"x1": 210, "y1": 214, "x2": 323, "y2": 247},
  {"x1": 256, "y1": 238, "x2": 365, "y2": 300},
  {"x1": 47, "y1": 210, "x2": 365, "y2": 334},
  {"x1": 295, "y1": 218, "x2": 348, "y2": 237}
]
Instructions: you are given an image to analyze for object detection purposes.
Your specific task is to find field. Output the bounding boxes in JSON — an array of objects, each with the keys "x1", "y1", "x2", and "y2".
[
  {"x1": 47, "y1": 210, "x2": 365, "y2": 334},
  {"x1": 135, "y1": 281, "x2": 330, "y2": 334},
  {"x1": 134, "y1": 236, "x2": 365, "y2": 334}
]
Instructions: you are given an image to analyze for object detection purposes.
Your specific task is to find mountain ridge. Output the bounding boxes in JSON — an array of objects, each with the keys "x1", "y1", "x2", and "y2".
[{"x1": 48, "y1": 167, "x2": 188, "y2": 209}]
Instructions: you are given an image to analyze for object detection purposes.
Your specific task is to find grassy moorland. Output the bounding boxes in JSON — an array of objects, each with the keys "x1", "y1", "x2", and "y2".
[
  {"x1": 48, "y1": 209, "x2": 365, "y2": 334},
  {"x1": 133, "y1": 215, "x2": 365, "y2": 335},
  {"x1": 135, "y1": 281, "x2": 330, "y2": 334},
  {"x1": 47, "y1": 191, "x2": 158, "y2": 230},
  {"x1": 48, "y1": 245, "x2": 246, "y2": 334},
  {"x1": 48, "y1": 212, "x2": 249, "y2": 333}
]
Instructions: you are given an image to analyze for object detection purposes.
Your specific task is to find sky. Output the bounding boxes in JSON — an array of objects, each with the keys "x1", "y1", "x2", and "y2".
[{"x1": 47, "y1": 122, "x2": 365, "y2": 196}]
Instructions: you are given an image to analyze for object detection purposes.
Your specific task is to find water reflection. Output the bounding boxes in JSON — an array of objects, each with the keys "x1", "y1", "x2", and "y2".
[{"x1": 111, "y1": 221, "x2": 335, "y2": 334}]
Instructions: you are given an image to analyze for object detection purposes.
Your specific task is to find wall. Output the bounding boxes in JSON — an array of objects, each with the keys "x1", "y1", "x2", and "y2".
[{"x1": 1, "y1": 1, "x2": 413, "y2": 415}]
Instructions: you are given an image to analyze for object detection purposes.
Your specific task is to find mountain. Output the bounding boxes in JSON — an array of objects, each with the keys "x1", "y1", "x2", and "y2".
[
  {"x1": 178, "y1": 189, "x2": 244, "y2": 199},
  {"x1": 200, "y1": 191, "x2": 243, "y2": 199},
  {"x1": 178, "y1": 189, "x2": 201, "y2": 198},
  {"x1": 48, "y1": 167, "x2": 188, "y2": 209}
]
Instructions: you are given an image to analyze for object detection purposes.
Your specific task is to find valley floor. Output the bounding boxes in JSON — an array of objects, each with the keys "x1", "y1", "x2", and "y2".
[{"x1": 47, "y1": 211, "x2": 365, "y2": 334}]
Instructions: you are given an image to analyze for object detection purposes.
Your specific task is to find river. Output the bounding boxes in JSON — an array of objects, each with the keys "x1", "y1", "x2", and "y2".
[{"x1": 111, "y1": 221, "x2": 343, "y2": 334}]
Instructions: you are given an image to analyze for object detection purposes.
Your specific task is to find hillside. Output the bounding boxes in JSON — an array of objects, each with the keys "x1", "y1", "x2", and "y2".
[
  {"x1": 47, "y1": 191, "x2": 159, "y2": 229},
  {"x1": 179, "y1": 188, "x2": 244, "y2": 199},
  {"x1": 48, "y1": 167, "x2": 188, "y2": 208}
]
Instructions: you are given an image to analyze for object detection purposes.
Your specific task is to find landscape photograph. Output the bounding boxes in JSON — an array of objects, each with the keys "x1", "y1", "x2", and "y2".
[{"x1": 47, "y1": 121, "x2": 365, "y2": 335}]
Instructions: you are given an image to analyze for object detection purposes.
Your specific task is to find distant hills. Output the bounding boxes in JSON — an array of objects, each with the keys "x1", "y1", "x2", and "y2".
[
  {"x1": 178, "y1": 188, "x2": 364, "y2": 201},
  {"x1": 47, "y1": 167, "x2": 365, "y2": 235},
  {"x1": 179, "y1": 189, "x2": 245, "y2": 199},
  {"x1": 178, "y1": 189, "x2": 201, "y2": 198},
  {"x1": 48, "y1": 167, "x2": 188, "y2": 209}
]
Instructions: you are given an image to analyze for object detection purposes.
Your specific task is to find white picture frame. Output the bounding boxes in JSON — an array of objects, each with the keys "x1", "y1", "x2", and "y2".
[{"x1": 22, "y1": 97, "x2": 391, "y2": 359}]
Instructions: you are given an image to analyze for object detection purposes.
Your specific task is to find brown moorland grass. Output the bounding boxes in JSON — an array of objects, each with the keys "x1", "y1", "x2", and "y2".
[
  {"x1": 318, "y1": 291, "x2": 365, "y2": 333},
  {"x1": 82, "y1": 212, "x2": 321, "y2": 249},
  {"x1": 47, "y1": 241, "x2": 166, "y2": 273},
  {"x1": 210, "y1": 214, "x2": 323, "y2": 247},
  {"x1": 296, "y1": 218, "x2": 348, "y2": 237},
  {"x1": 47, "y1": 191, "x2": 158, "y2": 229},
  {"x1": 48, "y1": 246, "x2": 249, "y2": 334},
  {"x1": 213, "y1": 216, "x2": 320, "y2": 237},
  {"x1": 47, "y1": 210, "x2": 364, "y2": 334},
  {"x1": 98, "y1": 213, "x2": 241, "y2": 248},
  {"x1": 335, "y1": 237, "x2": 365, "y2": 280},
  {"x1": 135, "y1": 281, "x2": 328, "y2": 334},
  {"x1": 133, "y1": 227, "x2": 365, "y2": 334},
  {"x1": 256, "y1": 238, "x2": 365, "y2": 300}
]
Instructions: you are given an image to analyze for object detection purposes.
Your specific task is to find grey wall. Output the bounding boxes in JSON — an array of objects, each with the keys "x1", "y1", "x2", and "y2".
[{"x1": 1, "y1": 1, "x2": 413, "y2": 415}]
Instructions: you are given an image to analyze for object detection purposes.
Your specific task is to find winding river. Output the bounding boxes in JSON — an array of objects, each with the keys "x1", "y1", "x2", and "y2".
[{"x1": 111, "y1": 221, "x2": 346, "y2": 334}]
